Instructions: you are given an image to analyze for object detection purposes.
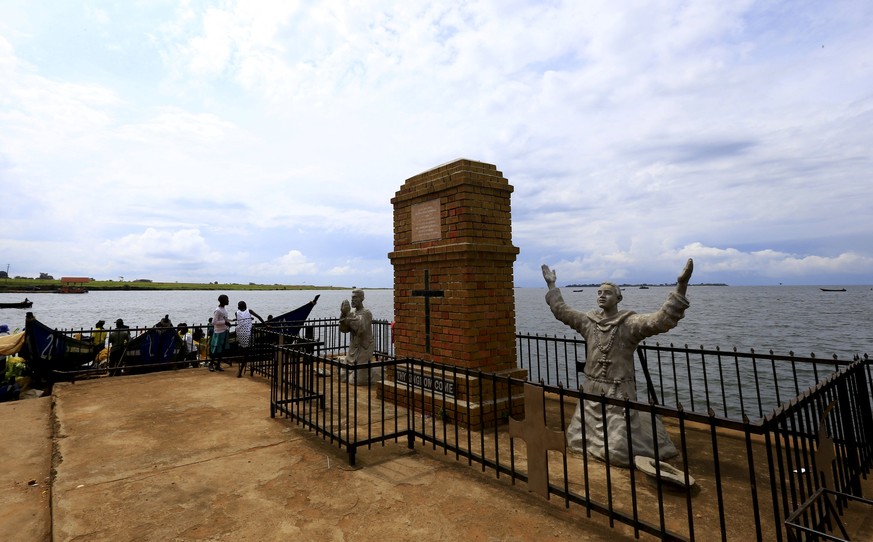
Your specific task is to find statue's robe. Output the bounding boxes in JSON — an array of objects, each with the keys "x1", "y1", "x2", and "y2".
[
  {"x1": 339, "y1": 307, "x2": 375, "y2": 384},
  {"x1": 545, "y1": 288, "x2": 690, "y2": 466}
]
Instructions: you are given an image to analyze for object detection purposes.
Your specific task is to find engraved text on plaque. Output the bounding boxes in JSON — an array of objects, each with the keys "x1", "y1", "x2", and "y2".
[{"x1": 411, "y1": 199, "x2": 441, "y2": 242}]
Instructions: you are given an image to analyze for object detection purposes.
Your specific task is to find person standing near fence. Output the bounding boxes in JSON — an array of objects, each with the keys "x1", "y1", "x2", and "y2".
[
  {"x1": 91, "y1": 320, "x2": 107, "y2": 358},
  {"x1": 108, "y1": 318, "x2": 130, "y2": 368},
  {"x1": 177, "y1": 323, "x2": 197, "y2": 364},
  {"x1": 209, "y1": 294, "x2": 233, "y2": 372},
  {"x1": 234, "y1": 300, "x2": 264, "y2": 378}
]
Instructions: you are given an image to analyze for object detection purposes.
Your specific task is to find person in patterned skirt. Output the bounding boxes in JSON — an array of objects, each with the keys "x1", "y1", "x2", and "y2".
[{"x1": 234, "y1": 300, "x2": 264, "y2": 377}]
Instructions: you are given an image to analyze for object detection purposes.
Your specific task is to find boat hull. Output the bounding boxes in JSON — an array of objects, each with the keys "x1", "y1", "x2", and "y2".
[
  {"x1": 0, "y1": 301, "x2": 33, "y2": 309},
  {"x1": 20, "y1": 296, "x2": 321, "y2": 383}
]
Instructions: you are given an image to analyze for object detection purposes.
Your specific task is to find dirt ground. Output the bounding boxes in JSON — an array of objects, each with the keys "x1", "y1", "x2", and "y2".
[
  {"x1": 1, "y1": 369, "x2": 631, "y2": 541},
  {"x1": 2, "y1": 367, "x2": 870, "y2": 541}
]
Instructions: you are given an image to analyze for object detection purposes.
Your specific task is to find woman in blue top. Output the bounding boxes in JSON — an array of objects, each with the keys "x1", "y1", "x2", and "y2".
[{"x1": 209, "y1": 294, "x2": 233, "y2": 372}]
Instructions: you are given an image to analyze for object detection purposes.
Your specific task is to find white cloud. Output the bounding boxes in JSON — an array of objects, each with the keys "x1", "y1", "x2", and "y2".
[
  {"x1": 676, "y1": 244, "x2": 873, "y2": 278},
  {"x1": 1, "y1": 1, "x2": 872, "y2": 287},
  {"x1": 98, "y1": 228, "x2": 216, "y2": 272},
  {"x1": 0, "y1": 41, "x2": 121, "y2": 161},
  {"x1": 87, "y1": 7, "x2": 110, "y2": 25},
  {"x1": 251, "y1": 250, "x2": 319, "y2": 277}
]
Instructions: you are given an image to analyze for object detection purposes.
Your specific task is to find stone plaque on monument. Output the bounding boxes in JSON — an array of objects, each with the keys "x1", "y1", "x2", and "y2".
[{"x1": 410, "y1": 199, "x2": 442, "y2": 242}]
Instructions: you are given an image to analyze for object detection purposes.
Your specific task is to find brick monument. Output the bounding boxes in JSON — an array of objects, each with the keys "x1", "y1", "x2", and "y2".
[{"x1": 384, "y1": 158, "x2": 526, "y2": 429}]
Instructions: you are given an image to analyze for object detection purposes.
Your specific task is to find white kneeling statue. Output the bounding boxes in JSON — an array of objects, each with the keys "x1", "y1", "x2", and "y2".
[
  {"x1": 541, "y1": 259, "x2": 693, "y2": 467},
  {"x1": 339, "y1": 288, "x2": 377, "y2": 385}
]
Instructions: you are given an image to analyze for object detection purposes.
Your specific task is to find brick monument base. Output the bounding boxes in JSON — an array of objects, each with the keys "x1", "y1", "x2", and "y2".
[
  {"x1": 385, "y1": 159, "x2": 526, "y2": 429},
  {"x1": 379, "y1": 365, "x2": 526, "y2": 430}
]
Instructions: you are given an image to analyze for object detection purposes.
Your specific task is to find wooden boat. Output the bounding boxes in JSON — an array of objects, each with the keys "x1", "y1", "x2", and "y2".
[
  {"x1": 111, "y1": 326, "x2": 185, "y2": 374},
  {"x1": 21, "y1": 297, "x2": 321, "y2": 382},
  {"x1": 57, "y1": 277, "x2": 90, "y2": 294},
  {"x1": 261, "y1": 295, "x2": 320, "y2": 337},
  {"x1": 0, "y1": 299, "x2": 32, "y2": 309},
  {"x1": 23, "y1": 319, "x2": 186, "y2": 381},
  {"x1": 820, "y1": 288, "x2": 847, "y2": 292},
  {"x1": 22, "y1": 318, "x2": 96, "y2": 382},
  {"x1": 57, "y1": 286, "x2": 88, "y2": 294}
]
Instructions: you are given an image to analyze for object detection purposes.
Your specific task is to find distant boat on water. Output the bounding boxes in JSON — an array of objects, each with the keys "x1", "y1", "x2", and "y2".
[
  {"x1": 58, "y1": 277, "x2": 90, "y2": 294},
  {"x1": 820, "y1": 288, "x2": 847, "y2": 292},
  {"x1": 0, "y1": 299, "x2": 32, "y2": 309}
]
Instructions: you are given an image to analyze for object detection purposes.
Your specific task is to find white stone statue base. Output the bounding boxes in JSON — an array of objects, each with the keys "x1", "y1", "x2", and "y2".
[
  {"x1": 566, "y1": 396, "x2": 679, "y2": 468},
  {"x1": 337, "y1": 356, "x2": 380, "y2": 386}
]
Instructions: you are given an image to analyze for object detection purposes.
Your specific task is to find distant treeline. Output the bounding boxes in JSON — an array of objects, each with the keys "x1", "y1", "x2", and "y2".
[
  {"x1": 0, "y1": 277, "x2": 347, "y2": 293},
  {"x1": 564, "y1": 283, "x2": 728, "y2": 288}
]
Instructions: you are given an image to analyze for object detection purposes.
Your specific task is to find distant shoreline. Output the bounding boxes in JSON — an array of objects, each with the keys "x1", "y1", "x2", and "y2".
[
  {"x1": 0, "y1": 278, "x2": 355, "y2": 294},
  {"x1": 564, "y1": 283, "x2": 729, "y2": 288}
]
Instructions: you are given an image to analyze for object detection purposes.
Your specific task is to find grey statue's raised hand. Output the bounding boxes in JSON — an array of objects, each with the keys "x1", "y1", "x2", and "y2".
[
  {"x1": 541, "y1": 264, "x2": 557, "y2": 288},
  {"x1": 675, "y1": 258, "x2": 694, "y2": 297},
  {"x1": 678, "y1": 259, "x2": 694, "y2": 284}
]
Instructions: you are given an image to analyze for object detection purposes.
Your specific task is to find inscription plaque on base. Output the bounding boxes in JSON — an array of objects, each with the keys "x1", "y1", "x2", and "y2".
[{"x1": 411, "y1": 199, "x2": 441, "y2": 242}]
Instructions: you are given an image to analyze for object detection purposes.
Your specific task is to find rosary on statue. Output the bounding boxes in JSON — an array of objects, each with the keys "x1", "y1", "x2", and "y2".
[{"x1": 594, "y1": 324, "x2": 619, "y2": 370}]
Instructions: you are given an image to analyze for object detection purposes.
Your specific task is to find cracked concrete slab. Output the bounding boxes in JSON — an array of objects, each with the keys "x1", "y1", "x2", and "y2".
[
  {"x1": 43, "y1": 369, "x2": 624, "y2": 541},
  {"x1": 0, "y1": 395, "x2": 52, "y2": 542}
]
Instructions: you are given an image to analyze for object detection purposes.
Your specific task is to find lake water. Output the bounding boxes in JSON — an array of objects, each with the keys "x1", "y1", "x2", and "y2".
[{"x1": 1, "y1": 285, "x2": 871, "y2": 360}]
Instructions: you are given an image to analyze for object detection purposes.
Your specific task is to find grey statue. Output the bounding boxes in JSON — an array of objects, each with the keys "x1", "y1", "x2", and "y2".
[
  {"x1": 542, "y1": 259, "x2": 693, "y2": 467},
  {"x1": 339, "y1": 288, "x2": 376, "y2": 384}
]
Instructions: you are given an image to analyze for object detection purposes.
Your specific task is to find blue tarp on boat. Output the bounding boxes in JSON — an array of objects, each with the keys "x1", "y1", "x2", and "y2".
[
  {"x1": 123, "y1": 328, "x2": 184, "y2": 367},
  {"x1": 23, "y1": 318, "x2": 94, "y2": 379},
  {"x1": 264, "y1": 295, "x2": 319, "y2": 337}
]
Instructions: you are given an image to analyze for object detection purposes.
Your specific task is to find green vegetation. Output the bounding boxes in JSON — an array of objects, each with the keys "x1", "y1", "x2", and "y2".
[
  {"x1": 0, "y1": 277, "x2": 347, "y2": 293},
  {"x1": 564, "y1": 283, "x2": 728, "y2": 288}
]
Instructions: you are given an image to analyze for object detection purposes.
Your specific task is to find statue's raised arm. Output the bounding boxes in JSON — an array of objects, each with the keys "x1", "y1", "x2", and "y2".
[
  {"x1": 541, "y1": 264, "x2": 557, "y2": 289},
  {"x1": 675, "y1": 258, "x2": 694, "y2": 297},
  {"x1": 541, "y1": 258, "x2": 694, "y2": 467}
]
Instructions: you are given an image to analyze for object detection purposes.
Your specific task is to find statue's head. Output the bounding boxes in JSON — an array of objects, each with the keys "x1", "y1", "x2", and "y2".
[
  {"x1": 351, "y1": 288, "x2": 365, "y2": 308},
  {"x1": 601, "y1": 282, "x2": 622, "y2": 299},
  {"x1": 597, "y1": 282, "x2": 622, "y2": 310}
]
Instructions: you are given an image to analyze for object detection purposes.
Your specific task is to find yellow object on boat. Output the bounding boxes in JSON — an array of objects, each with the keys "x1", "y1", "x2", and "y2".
[{"x1": 0, "y1": 331, "x2": 24, "y2": 356}]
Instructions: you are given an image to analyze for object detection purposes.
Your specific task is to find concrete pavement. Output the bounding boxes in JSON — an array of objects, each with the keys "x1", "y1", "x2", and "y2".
[
  {"x1": 3, "y1": 369, "x2": 625, "y2": 541},
  {"x1": 0, "y1": 395, "x2": 52, "y2": 542},
  {"x1": 4, "y1": 367, "x2": 870, "y2": 541}
]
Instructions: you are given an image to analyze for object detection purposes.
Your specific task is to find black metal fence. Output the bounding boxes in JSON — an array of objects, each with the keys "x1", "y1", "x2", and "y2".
[
  {"x1": 517, "y1": 333, "x2": 866, "y2": 422},
  {"x1": 269, "y1": 319, "x2": 872, "y2": 542},
  {"x1": 24, "y1": 317, "x2": 873, "y2": 539},
  {"x1": 20, "y1": 323, "x2": 204, "y2": 383}
]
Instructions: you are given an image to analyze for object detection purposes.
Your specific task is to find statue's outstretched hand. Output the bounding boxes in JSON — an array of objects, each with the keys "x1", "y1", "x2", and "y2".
[
  {"x1": 678, "y1": 258, "x2": 694, "y2": 284},
  {"x1": 542, "y1": 264, "x2": 557, "y2": 287},
  {"x1": 675, "y1": 258, "x2": 694, "y2": 297}
]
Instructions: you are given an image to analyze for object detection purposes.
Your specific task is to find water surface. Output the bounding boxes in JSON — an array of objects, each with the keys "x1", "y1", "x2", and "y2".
[{"x1": 1, "y1": 285, "x2": 870, "y2": 359}]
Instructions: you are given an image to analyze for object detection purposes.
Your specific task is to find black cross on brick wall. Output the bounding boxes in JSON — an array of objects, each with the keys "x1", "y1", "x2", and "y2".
[{"x1": 412, "y1": 270, "x2": 444, "y2": 353}]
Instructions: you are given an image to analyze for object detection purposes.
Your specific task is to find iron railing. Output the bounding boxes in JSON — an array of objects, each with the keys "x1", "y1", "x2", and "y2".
[
  {"x1": 516, "y1": 333, "x2": 867, "y2": 422},
  {"x1": 26, "y1": 318, "x2": 873, "y2": 539},
  {"x1": 269, "y1": 320, "x2": 872, "y2": 542}
]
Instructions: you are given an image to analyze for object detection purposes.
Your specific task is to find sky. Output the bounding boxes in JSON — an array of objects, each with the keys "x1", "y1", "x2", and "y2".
[{"x1": 1, "y1": 1, "x2": 871, "y2": 288}]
